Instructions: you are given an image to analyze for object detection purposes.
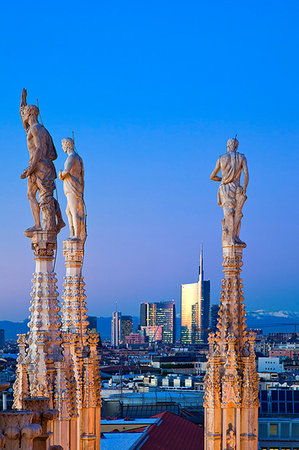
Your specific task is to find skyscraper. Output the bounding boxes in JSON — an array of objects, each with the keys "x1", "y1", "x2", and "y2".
[
  {"x1": 139, "y1": 300, "x2": 176, "y2": 344},
  {"x1": 111, "y1": 311, "x2": 121, "y2": 346},
  {"x1": 181, "y1": 245, "x2": 210, "y2": 344},
  {"x1": 121, "y1": 315, "x2": 133, "y2": 343}
]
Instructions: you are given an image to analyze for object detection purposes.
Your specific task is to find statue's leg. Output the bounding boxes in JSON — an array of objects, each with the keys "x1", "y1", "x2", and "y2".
[
  {"x1": 67, "y1": 193, "x2": 80, "y2": 239},
  {"x1": 39, "y1": 189, "x2": 56, "y2": 232},
  {"x1": 54, "y1": 198, "x2": 66, "y2": 232},
  {"x1": 78, "y1": 202, "x2": 86, "y2": 241},
  {"x1": 66, "y1": 202, "x2": 74, "y2": 238},
  {"x1": 27, "y1": 178, "x2": 41, "y2": 229},
  {"x1": 234, "y1": 192, "x2": 247, "y2": 243},
  {"x1": 222, "y1": 205, "x2": 234, "y2": 245}
]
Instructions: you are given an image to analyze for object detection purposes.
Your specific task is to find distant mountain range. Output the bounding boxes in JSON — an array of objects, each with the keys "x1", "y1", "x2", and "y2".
[
  {"x1": 1, "y1": 310, "x2": 298, "y2": 341},
  {"x1": 246, "y1": 310, "x2": 299, "y2": 333}
]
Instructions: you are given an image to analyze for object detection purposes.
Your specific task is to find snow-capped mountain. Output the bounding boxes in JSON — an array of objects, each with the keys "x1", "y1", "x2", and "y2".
[{"x1": 246, "y1": 310, "x2": 299, "y2": 333}]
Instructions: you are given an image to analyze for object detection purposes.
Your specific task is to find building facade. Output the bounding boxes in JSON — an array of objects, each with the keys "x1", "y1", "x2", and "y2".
[
  {"x1": 121, "y1": 315, "x2": 133, "y2": 343},
  {"x1": 139, "y1": 300, "x2": 176, "y2": 344},
  {"x1": 141, "y1": 325, "x2": 163, "y2": 343},
  {"x1": 181, "y1": 246, "x2": 210, "y2": 344},
  {"x1": 111, "y1": 311, "x2": 121, "y2": 346},
  {"x1": 259, "y1": 389, "x2": 299, "y2": 449}
]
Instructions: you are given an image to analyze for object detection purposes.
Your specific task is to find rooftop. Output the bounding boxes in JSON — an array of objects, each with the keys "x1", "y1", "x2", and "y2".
[{"x1": 101, "y1": 432, "x2": 144, "y2": 450}]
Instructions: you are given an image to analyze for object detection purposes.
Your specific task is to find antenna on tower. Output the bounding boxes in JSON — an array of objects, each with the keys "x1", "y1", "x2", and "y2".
[{"x1": 199, "y1": 242, "x2": 203, "y2": 278}]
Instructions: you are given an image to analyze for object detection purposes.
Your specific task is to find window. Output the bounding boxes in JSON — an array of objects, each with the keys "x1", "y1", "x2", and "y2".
[
  {"x1": 259, "y1": 423, "x2": 267, "y2": 437},
  {"x1": 281, "y1": 423, "x2": 289, "y2": 437},
  {"x1": 292, "y1": 423, "x2": 299, "y2": 438},
  {"x1": 269, "y1": 424, "x2": 278, "y2": 436}
]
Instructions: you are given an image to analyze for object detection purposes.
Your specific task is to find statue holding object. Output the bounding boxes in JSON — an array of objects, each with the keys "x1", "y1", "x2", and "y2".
[
  {"x1": 59, "y1": 138, "x2": 86, "y2": 241},
  {"x1": 20, "y1": 88, "x2": 65, "y2": 237},
  {"x1": 210, "y1": 137, "x2": 249, "y2": 247}
]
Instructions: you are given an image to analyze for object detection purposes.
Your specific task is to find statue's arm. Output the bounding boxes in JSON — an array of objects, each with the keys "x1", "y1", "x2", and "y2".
[
  {"x1": 210, "y1": 158, "x2": 222, "y2": 182},
  {"x1": 20, "y1": 88, "x2": 28, "y2": 130},
  {"x1": 27, "y1": 129, "x2": 43, "y2": 175},
  {"x1": 21, "y1": 88, "x2": 27, "y2": 107},
  {"x1": 59, "y1": 155, "x2": 74, "y2": 180},
  {"x1": 242, "y1": 156, "x2": 249, "y2": 193}
]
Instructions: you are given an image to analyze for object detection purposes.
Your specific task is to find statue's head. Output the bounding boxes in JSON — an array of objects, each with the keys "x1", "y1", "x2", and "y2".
[
  {"x1": 62, "y1": 138, "x2": 74, "y2": 153},
  {"x1": 21, "y1": 104, "x2": 39, "y2": 123},
  {"x1": 226, "y1": 138, "x2": 239, "y2": 152}
]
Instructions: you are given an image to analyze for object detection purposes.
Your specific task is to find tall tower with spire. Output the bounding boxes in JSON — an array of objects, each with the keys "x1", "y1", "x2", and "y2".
[{"x1": 181, "y1": 244, "x2": 210, "y2": 344}]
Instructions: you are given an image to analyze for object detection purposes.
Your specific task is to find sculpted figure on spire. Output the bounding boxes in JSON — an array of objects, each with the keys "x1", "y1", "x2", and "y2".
[
  {"x1": 20, "y1": 88, "x2": 65, "y2": 237},
  {"x1": 59, "y1": 138, "x2": 86, "y2": 241},
  {"x1": 210, "y1": 137, "x2": 249, "y2": 246}
]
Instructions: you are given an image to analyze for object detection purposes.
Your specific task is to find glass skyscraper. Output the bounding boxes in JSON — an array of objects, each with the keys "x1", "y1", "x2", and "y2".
[
  {"x1": 121, "y1": 315, "x2": 133, "y2": 343},
  {"x1": 139, "y1": 300, "x2": 176, "y2": 344},
  {"x1": 111, "y1": 311, "x2": 121, "y2": 346},
  {"x1": 181, "y1": 245, "x2": 210, "y2": 344}
]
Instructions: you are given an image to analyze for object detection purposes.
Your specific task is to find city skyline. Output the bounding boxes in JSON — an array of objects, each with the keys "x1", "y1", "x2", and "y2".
[{"x1": 0, "y1": 1, "x2": 298, "y2": 319}]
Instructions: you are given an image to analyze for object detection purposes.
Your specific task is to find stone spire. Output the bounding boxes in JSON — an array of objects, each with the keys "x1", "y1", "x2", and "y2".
[
  {"x1": 204, "y1": 141, "x2": 259, "y2": 449},
  {"x1": 203, "y1": 244, "x2": 259, "y2": 450}
]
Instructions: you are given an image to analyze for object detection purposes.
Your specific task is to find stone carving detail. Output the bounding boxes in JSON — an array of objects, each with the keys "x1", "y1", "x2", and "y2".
[
  {"x1": 204, "y1": 147, "x2": 258, "y2": 450},
  {"x1": 210, "y1": 137, "x2": 249, "y2": 246},
  {"x1": 227, "y1": 424, "x2": 236, "y2": 450},
  {"x1": 12, "y1": 335, "x2": 29, "y2": 410},
  {"x1": 59, "y1": 138, "x2": 86, "y2": 241},
  {"x1": 221, "y1": 335, "x2": 241, "y2": 407},
  {"x1": 20, "y1": 89, "x2": 65, "y2": 237}
]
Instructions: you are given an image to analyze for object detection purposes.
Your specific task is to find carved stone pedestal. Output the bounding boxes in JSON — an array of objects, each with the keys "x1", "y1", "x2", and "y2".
[
  {"x1": 204, "y1": 244, "x2": 259, "y2": 450},
  {"x1": 13, "y1": 232, "x2": 61, "y2": 409},
  {"x1": 61, "y1": 239, "x2": 88, "y2": 341},
  {"x1": 13, "y1": 235, "x2": 101, "y2": 449}
]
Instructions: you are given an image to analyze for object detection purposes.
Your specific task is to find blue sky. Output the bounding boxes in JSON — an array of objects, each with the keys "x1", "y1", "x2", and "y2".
[{"x1": 0, "y1": 1, "x2": 298, "y2": 319}]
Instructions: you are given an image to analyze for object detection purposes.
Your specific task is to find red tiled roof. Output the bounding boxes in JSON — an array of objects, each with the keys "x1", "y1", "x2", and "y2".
[{"x1": 139, "y1": 411, "x2": 204, "y2": 450}]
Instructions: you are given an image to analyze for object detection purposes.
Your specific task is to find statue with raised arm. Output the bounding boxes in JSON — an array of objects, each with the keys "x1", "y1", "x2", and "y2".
[
  {"x1": 59, "y1": 138, "x2": 86, "y2": 241},
  {"x1": 20, "y1": 88, "x2": 65, "y2": 237},
  {"x1": 210, "y1": 137, "x2": 249, "y2": 246}
]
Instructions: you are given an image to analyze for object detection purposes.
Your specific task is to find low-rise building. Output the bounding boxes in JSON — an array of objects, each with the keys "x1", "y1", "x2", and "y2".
[{"x1": 258, "y1": 357, "x2": 284, "y2": 373}]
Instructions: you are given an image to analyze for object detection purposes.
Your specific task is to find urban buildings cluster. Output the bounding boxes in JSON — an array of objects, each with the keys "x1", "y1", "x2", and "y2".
[{"x1": 111, "y1": 246, "x2": 211, "y2": 348}]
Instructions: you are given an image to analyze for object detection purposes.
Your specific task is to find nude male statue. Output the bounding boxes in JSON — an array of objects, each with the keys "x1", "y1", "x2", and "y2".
[
  {"x1": 59, "y1": 138, "x2": 86, "y2": 241},
  {"x1": 20, "y1": 89, "x2": 65, "y2": 236},
  {"x1": 210, "y1": 137, "x2": 249, "y2": 246}
]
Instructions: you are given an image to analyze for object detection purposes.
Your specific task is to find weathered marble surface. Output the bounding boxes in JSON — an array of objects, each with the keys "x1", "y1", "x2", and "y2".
[
  {"x1": 59, "y1": 138, "x2": 86, "y2": 241},
  {"x1": 20, "y1": 89, "x2": 65, "y2": 237},
  {"x1": 210, "y1": 138, "x2": 249, "y2": 247}
]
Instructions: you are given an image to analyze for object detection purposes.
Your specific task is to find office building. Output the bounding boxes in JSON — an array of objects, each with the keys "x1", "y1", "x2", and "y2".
[
  {"x1": 111, "y1": 311, "x2": 121, "y2": 347},
  {"x1": 121, "y1": 315, "x2": 133, "y2": 343},
  {"x1": 141, "y1": 325, "x2": 163, "y2": 343},
  {"x1": 139, "y1": 300, "x2": 176, "y2": 344},
  {"x1": 181, "y1": 245, "x2": 210, "y2": 344}
]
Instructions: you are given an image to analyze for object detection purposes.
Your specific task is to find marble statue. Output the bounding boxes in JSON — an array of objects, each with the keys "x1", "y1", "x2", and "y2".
[
  {"x1": 227, "y1": 425, "x2": 236, "y2": 450},
  {"x1": 20, "y1": 89, "x2": 65, "y2": 236},
  {"x1": 59, "y1": 138, "x2": 86, "y2": 241},
  {"x1": 210, "y1": 137, "x2": 249, "y2": 246}
]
